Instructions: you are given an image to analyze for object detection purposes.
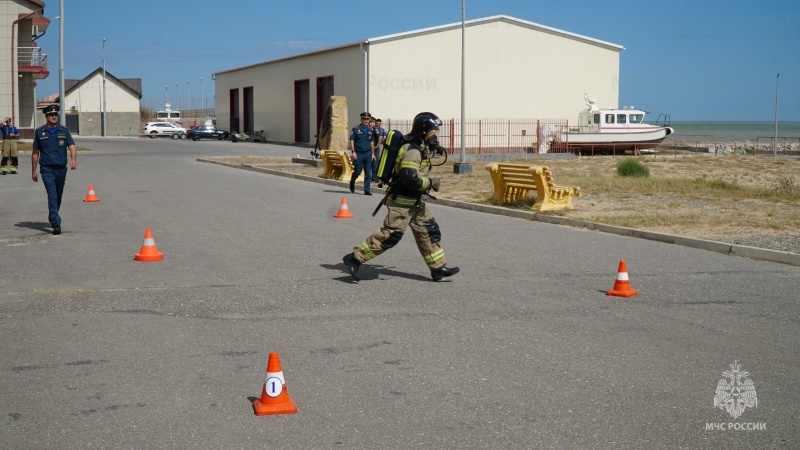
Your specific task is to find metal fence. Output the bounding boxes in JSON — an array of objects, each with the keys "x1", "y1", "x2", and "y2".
[
  {"x1": 17, "y1": 46, "x2": 47, "y2": 69},
  {"x1": 382, "y1": 118, "x2": 571, "y2": 156}
]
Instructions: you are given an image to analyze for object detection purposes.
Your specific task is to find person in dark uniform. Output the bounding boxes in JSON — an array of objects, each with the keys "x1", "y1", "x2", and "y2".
[
  {"x1": 349, "y1": 112, "x2": 376, "y2": 195},
  {"x1": 342, "y1": 112, "x2": 460, "y2": 282},
  {"x1": 370, "y1": 118, "x2": 387, "y2": 184},
  {"x1": 31, "y1": 105, "x2": 77, "y2": 235}
]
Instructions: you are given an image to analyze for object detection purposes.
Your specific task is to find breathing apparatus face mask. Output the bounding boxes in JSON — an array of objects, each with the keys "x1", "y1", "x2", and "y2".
[{"x1": 424, "y1": 129, "x2": 444, "y2": 156}]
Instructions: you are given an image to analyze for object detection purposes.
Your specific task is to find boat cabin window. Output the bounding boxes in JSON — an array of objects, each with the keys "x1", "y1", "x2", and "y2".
[
  {"x1": 156, "y1": 112, "x2": 181, "y2": 120},
  {"x1": 629, "y1": 114, "x2": 643, "y2": 123},
  {"x1": 617, "y1": 114, "x2": 627, "y2": 124},
  {"x1": 605, "y1": 114, "x2": 615, "y2": 124},
  {"x1": 593, "y1": 114, "x2": 600, "y2": 124}
]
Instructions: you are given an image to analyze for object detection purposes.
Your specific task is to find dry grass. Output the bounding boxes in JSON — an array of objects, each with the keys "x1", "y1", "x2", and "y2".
[{"x1": 207, "y1": 154, "x2": 800, "y2": 246}]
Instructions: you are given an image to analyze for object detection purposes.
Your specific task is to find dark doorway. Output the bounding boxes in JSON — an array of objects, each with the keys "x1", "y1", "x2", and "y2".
[
  {"x1": 229, "y1": 88, "x2": 240, "y2": 133},
  {"x1": 243, "y1": 86, "x2": 254, "y2": 134},
  {"x1": 65, "y1": 114, "x2": 79, "y2": 134},
  {"x1": 294, "y1": 79, "x2": 310, "y2": 143},
  {"x1": 316, "y1": 76, "x2": 334, "y2": 133}
]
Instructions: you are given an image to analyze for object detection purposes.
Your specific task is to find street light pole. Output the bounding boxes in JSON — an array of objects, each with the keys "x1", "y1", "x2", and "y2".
[
  {"x1": 773, "y1": 71, "x2": 779, "y2": 157},
  {"x1": 187, "y1": 80, "x2": 190, "y2": 115},
  {"x1": 102, "y1": 37, "x2": 107, "y2": 136},
  {"x1": 58, "y1": 0, "x2": 65, "y2": 125},
  {"x1": 201, "y1": 77, "x2": 204, "y2": 112},
  {"x1": 175, "y1": 83, "x2": 179, "y2": 110},
  {"x1": 454, "y1": 0, "x2": 472, "y2": 174}
]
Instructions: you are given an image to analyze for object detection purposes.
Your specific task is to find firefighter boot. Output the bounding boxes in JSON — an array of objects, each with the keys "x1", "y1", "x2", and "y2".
[
  {"x1": 343, "y1": 253, "x2": 362, "y2": 281},
  {"x1": 431, "y1": 265, "x2": 460, "y2": 282}
]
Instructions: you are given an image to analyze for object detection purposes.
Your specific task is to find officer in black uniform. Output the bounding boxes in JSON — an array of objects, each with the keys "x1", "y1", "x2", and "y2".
[
  {"x1": 349, "y1": 112, "x2": 376, "y2": 195},
  {"x1": 31, "y1": 105, "x2": 77, "y2": 235},
  {"x1": 342, "y1": 112, "x2": 460, "y2": 282}
]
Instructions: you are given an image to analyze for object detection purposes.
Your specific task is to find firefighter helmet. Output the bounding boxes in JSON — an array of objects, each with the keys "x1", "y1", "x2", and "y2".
[{"x1": 407, "y1": 112, "x2": 442, "y2": 143}]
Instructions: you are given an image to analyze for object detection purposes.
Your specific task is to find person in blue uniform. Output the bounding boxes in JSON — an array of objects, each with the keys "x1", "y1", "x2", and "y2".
[
  {"x1": 370, "y1": 118, "x2": 387, "y2": 184},
  {"x1": 31, "y1": 105, "x2": 77, "y2": 235},
  {"x1": 349, "y1": 112, "x2": 376, "y2": 195},
  {"x1": 1, "y1": 117, "x2": 20, "y2": 174}
]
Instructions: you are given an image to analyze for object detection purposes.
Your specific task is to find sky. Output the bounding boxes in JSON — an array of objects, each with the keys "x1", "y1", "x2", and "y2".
[{"x1": 33, "y1": 0, "x2": 800, "y2": 121}]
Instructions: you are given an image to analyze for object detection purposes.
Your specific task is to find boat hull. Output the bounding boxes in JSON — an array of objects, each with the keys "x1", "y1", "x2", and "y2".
[{"x1": 552, "y1": 127, "x2": 673, "y2": 153}]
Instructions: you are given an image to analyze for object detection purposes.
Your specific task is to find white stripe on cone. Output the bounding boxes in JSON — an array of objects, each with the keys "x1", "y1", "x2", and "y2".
[{"x1": 266, "y1": 370, "x2": 285, "y2": 385}]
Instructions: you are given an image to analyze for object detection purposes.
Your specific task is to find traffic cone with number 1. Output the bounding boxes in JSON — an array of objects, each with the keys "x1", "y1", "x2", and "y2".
[{"x1": 253, "y1": 352, "x2": 298, "y2": 416}]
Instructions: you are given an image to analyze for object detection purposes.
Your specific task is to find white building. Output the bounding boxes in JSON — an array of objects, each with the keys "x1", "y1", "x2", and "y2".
[
  {"x1": 214, "y1": 15, "x2": 623, "y2": 145},
  {"x1": 62, "y1": 68, "x2": 142, "y2": 136}
]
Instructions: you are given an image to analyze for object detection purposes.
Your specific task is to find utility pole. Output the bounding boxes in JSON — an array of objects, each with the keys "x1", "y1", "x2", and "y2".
[
  {"x1": 773, "y1": 71, "x2": 779, "y2": 157},
  {"x1": 58, "y1": 0, "x2": 65, "y2": 125},
  {"x1": 102, "y1": 37, "x2": 107, "y2": 136},
  {"x1": 175, "y1": 83, "x2": 179, "y2": 110},
  {"x1": 454, "y1": 0, "x2": 472, "y2": 174},
  {"x1": 187, "y1": 80, "x2": 191, "y2": 114},
  {"x1": 201, "y1": 77, "x2": 204, "y2": 112}
]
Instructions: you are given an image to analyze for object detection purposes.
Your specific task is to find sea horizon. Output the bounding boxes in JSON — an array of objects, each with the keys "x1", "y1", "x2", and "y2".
[{"x1": 665, "y1": 121, "x2": 800, "y2": 144}]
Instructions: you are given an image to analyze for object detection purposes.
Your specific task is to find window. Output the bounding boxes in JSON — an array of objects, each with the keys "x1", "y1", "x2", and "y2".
[
  {"x1": 617, "y1": 114, "x2": 627, "y2": 124},
  {"x1": 629, "y1": 114, "x2": 643, "y2": 123},
  {"x1": 593, "y1": 114, "x2": 600, "y2": 124},
  {"x1": 605, "y1": 114, "x2": 615, "y2": 124}
]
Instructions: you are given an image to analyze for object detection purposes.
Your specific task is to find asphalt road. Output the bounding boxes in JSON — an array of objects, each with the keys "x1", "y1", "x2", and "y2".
[{"x1": 2, "y1": 137, "x2": 798, "y2": 449}]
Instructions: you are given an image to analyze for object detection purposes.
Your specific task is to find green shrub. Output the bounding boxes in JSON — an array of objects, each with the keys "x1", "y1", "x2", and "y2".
[
  {"x1": 616, "y1": 158, "x2": 650, "y2": 178},
  {"x1": 772, "y1": 173, "x2": 800, "y2": 196}
]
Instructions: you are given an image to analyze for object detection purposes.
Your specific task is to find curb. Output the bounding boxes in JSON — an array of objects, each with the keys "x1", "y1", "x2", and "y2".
[{"x1": 197, "y1": 158, "x2": 800, "y2": 267}]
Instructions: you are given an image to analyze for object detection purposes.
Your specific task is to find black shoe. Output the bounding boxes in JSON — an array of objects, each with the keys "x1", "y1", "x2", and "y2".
[
  {"x1": 349, "y1": 180, "x2": 355, "y2": 193},
  {"x1": 377, "y1": 182, "x2": 383, "y2": 188},
  {"x1": 431, "y1": 265, "x2": 459, "y2": 281},
  {"x1": 342, "y1": 253, "x2": 361, "y2": 281},
  {"x1": 364, "y1": 192, "x2": 373, "y2": 196},
  {"x1": 53, "y1": 225, "x2": 61, "y2": 236}
]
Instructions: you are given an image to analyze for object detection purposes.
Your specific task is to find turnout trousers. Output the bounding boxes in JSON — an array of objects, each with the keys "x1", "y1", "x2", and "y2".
[
  {"x1": 1, "y1": 139, "x2": 18, "y2": 173},
  {"x1": 353, "y1": 198, "x2": 446, "y2": 270}
]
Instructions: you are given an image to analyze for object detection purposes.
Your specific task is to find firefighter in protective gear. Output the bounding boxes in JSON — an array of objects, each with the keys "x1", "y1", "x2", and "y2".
[{"x1": 342, "y1": 112, "x2": 460, "y2": 282}]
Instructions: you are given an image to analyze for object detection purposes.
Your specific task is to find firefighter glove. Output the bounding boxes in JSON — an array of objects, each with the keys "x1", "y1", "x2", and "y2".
[{"x1": 429, "y1": 176, "x2": 441, "y2": 192}]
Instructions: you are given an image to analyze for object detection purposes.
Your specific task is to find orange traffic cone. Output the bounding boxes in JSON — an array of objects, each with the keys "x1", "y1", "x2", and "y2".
[
  {"x1": 134, "y1": 228, "x2": 164, "y2": 262},
  {"x1": 83, "y1": 184, "x2": 100, "y2": 202},
  {"x1": 606, "y1": 260, "x2": 638, "y2": 297},
  {"x1": 253, "y1": 352, "x2": 298, "y2": 416},
  {"x1": 334, "y1": 197, "x2": 354, "y2": 218}
]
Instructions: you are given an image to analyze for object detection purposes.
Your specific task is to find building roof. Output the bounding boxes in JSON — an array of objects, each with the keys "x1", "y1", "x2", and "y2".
[
  {"x1": 64, "y1": 68, "x2": 143, "y2": 99},
  {"x1": 214, "y1": 14, "x2": 622, "y2": 75},
  {"x1": 369, "y1": 15, "x2": 623, "y2": 50}
]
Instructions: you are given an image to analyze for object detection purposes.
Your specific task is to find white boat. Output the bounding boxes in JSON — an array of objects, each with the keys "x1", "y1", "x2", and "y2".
[
  {"x1": 156, "y1": 103, "x2": 181, "y2": 124},
  {"x1": 549, "y1": 96, "x2": 673, "y2": 154}
]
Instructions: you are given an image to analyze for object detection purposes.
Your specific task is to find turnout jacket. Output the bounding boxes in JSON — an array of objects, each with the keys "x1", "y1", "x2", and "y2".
[{"x1": 389, "y1": 142, "x2": 433, "y2": 206}]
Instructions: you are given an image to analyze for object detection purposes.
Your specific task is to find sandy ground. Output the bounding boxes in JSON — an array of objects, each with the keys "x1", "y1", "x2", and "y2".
[{"x1": 207, "y1": 153, "x2": 800, "y2": 255}]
